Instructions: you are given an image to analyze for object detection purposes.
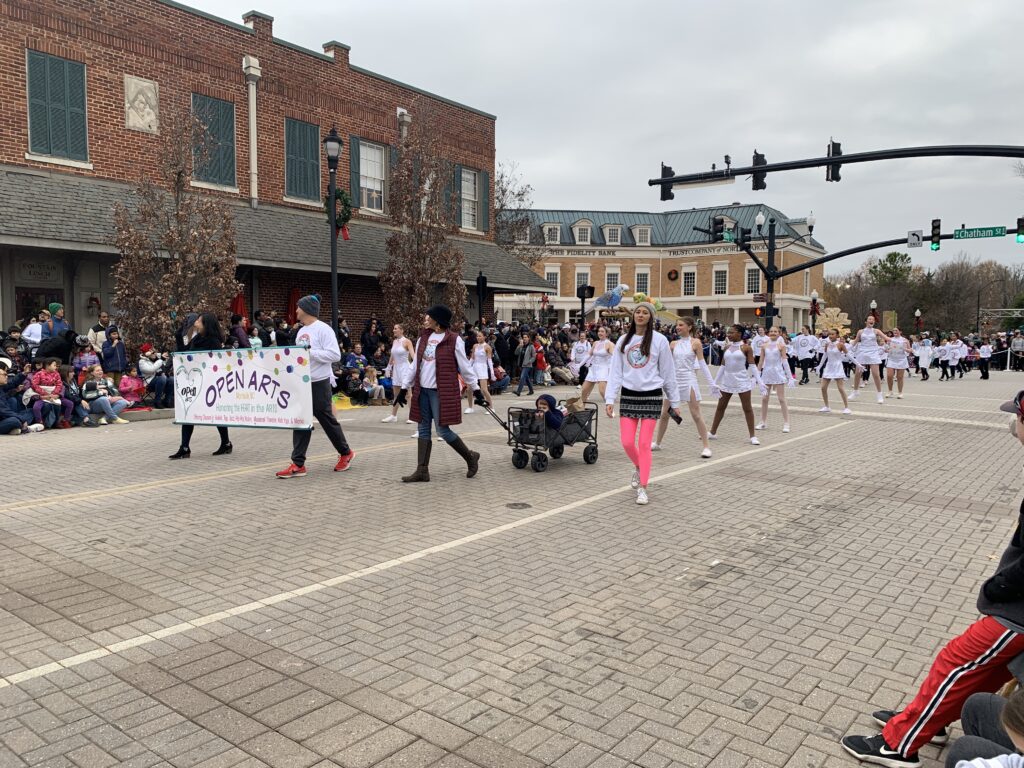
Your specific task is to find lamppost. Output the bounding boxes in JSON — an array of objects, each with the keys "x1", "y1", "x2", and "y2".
[
  {"x1": 870, "y1": 299, "x2": 878, "y2": 322},
  {"x1": 322, "y1": 127, "x2": 344, "y2": 334},
  {"x1": 914, "y1": 308, "x2": 923, "y2": 333},
  {"x1": 809, "y1": 289, "x2": 820, "y2": 334},
  {"x1": 751, "y1": 210, "x2": 815, "y2": 330}
]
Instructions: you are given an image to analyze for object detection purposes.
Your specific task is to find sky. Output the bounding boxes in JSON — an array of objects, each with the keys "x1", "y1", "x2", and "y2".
[{"x1": 195, "y1": 0, "x2": 1023, "y2": 276}]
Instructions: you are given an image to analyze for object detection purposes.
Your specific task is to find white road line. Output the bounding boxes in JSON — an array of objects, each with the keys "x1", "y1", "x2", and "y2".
[{"x1": 0, "y1": 421, "x2": 851, "y2": 690}]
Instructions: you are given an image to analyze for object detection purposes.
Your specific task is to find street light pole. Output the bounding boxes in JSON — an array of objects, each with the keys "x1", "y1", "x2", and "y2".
[
  {"x1": 810, "y1": 289, "x2": 819, "y2": 334},
  {"x1": 322, "y1": 127, "x2": 344, "y2": 335}
]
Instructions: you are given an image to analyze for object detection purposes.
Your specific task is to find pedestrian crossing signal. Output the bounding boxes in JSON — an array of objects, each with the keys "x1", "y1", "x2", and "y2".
[{"x1": 754, "y1": 307, "x2": 764, "y2": 317}]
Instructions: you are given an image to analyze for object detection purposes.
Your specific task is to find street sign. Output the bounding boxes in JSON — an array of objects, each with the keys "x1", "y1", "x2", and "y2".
[
  {"x1": 954, "y1": 226, "x2": 1007, "y2": 240},
  {"x1": 907, "y1": 230, "x2": 923, "y2": 248},
  {"x1": 752, "y1": 293, "x2": 767, "y2": 302}
]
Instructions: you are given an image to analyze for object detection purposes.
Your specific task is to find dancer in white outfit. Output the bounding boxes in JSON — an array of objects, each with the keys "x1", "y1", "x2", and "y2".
[
  {"x1": 568, "y1": 336, "x2": 591, "y2": 381},
  {"x1": 885, "y1": 328, "x2": 911, "y2": 398},
  {"x1": 756, "y1": 327, "x2": 794, "y2": 433},
  {"x1": 580, "y1": 326, "x2": 614, "y2": 404},
  {"x1": 709, "y1": 325, "x2": 767, "y2": 445},
  {"x1": 382, "y1": 324, "x2": 415, "y2": 423},
  {"x1": 851, "y1": 315, "x2": 887, "y2": 403},
  {"x1": 817, "y1": 329, "x2": 851, "y2": 414},
  {"x1": 464, "y1": 330, "x2": 494, "y2": 413},
  {"x1": 653, "y1": 317, "x2": 717, "y2": 458}
]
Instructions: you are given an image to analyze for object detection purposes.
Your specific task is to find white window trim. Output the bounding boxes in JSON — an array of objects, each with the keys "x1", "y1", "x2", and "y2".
[
  {"x1": 604, "y1": 266, "x2": 621, "y2": 292},
  {"x1": 634, "y1": 265, "x2": 651, "y2": 294},
  {"x1": 190, "y1": 179, "x2": 240, "y2": 194},
  {"x1": 712, "y1": 263, "x2": 729, "y2": 296},
  {"x1": 603, "y1": 225, "x2": 622, "y2": 245},
  {"x1": 575, "y1": 226, "x2": 591, "y2": 245},
  {"x1": 283, "y1": 195, "x2": 323, "y2": 209},
  {"x1": 745, "y1": 265, "x2": 761, "y2": 295},
  {"x1": 461, "y1": 167, "x2": 480, "y2": 231},
  {"x1": 359, "y1": 139, "x2": 387, "y2": 213},
  {"x1": 24, "y1": 152, "x2": 94, "y2": 170},
  {"x1": 514, "y1": 225, "x2": 530, "y2": 245},
  {"x1": 543, "y1": 267, "x2": 560, "y2": 294},
  {"x1": 629, "y1": 225, "x2": 652, "y2": 247},
  {"x1": 681, "y1": 268, "x2": 697, "y2": 297},
  {"x1": 543, "y1": 224, "x2": 561, "y2": 244},
  {"x1": 574, "y1": 265, "x2": 591, "y2": 288}
]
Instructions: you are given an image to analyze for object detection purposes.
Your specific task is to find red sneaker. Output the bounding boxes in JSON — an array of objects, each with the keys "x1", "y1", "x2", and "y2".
[
  {"x1": 58, "y1": 420, "x2": 73, "y2": 429},
  {"x1": 334, "y1": 451, "x2": 355, "y2": 472},
  {"x1": 275, "y1": 463, "x2": 307, "y2": 479}
]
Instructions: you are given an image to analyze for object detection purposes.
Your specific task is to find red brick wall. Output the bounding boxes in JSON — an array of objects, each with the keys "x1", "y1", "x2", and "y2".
[
  {"x1": 254, "y1": 268, "x2": 382, "y2": 329},
  {"x1": 0, "y1": 0, "x2": 496, "y2": 236}
]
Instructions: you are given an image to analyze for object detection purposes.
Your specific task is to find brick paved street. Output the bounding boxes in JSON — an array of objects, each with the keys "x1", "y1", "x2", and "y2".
[{"x1": 1, "y1": 371, "x2": 1021, "y2": 767}]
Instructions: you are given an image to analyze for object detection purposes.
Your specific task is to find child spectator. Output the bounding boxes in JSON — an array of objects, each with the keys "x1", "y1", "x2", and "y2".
[
  {"x1": 82, "y1": 364, "x2": 130, "y2": 424},
  {"x1": 31, "y1": 357, "x2": 74, "y2": 429},
  {"x1": 118, "y1": 364, "x2": 146, "y2": 405},
  {"x1": 345, "y1": 343, "x2": 368, "y2": 374},
  {"x1": 248, "y1": 325, "x2": 263, "y2": 349},
  {"x1": 344, "y1": 369, "x2": 367, "y2": 405},
  {"x1": 60, "y1": 364, "x2": 95, "y2": 427},
  {"x1": 535, "y1": 393, "x2": 564, "y2": 431},
  {"x1": 72, "y1": 335, "x2": 99, "y2": 380},
  {"x1": 0, "y1": 365, "x2": 30, "y2": 435},
  {"x1": 101, "y1": 327, "x2": 127, "y2": 384},
  {"x1": 362, "y1": 366, "x2": 386, "y2": 404}
]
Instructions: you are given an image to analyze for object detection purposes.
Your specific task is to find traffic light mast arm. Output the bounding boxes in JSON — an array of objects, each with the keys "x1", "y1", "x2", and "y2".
[
  {"x1": 649, "y1": 145, "x2": 1024, "y2": 189},
  {"x1": 738, "y1": 244, "x2": 770, "y2": 277}
]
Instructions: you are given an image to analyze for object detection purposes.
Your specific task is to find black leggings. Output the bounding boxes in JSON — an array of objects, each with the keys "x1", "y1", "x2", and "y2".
[
  {"x1": 939, "y1": 360, "x2": 950, "y2": 380},
  {"x1": 181, "y1": 423, "x2": 229, "y2": 448}
]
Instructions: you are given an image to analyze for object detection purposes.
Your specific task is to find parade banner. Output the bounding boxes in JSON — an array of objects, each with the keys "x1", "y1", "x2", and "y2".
[{"x1": 172, "y1": 347, "x2": 313, "y2": 429}]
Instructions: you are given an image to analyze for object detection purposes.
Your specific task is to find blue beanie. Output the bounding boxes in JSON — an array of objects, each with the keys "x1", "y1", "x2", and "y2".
[
  {"x1": 297, "y1": 294, "x2": 321, "y2": 317},
  {"x1": 536, "y1": 394, "x2": 557, "y2": 411}
]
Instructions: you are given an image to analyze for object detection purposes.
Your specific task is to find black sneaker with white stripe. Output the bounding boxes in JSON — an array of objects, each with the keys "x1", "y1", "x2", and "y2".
[
  {"x1": 841, "y1": 734, "x2": 919, "y2": 767},
  {"x1": 871, "y1": 709, "x2": 948, "y2": 745}
]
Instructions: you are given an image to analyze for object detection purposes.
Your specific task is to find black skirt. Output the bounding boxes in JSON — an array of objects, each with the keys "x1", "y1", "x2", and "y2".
[{"x1": 619, "y1": 387, "x2": 663, "y2": 420}]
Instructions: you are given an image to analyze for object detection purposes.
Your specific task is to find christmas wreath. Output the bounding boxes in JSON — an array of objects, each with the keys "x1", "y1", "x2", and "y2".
[{"x1": 324, "y1": 188, "x2": 353, "y2": 241}]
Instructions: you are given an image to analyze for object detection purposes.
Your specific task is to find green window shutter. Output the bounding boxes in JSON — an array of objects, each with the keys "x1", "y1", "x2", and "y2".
[
  {"x1": 286, "y1": 119, "x2": 320, "y2": 201},
  {"x1": 386, "y1": 145, "x2": 398, "y2": 212},
  {"x1": 46, "y1": 56, "x2": 69, "y2": 159},
  {"x1": 348, "y1": 135, "x2": 360, "y2": 204},
  {"x1": 453, "y1": 165, "x2": 463, "y2": 227},
  {"x1": 285, "y1": 119, "x2": 298, "y2": 196},
  {"x1": 66, "y1": 60, "x2": 87, "y2": 161},
  {"x1": 216, "y1": 99, "x2": 235, "y2": 186},
  {"x1": 27, "y1": 52, "x2": 50, "y2": 155},
  {"x1": 479, "y1": 169, "x2": 490, "y2": 233},
  {"x1": 193, "y1": 95, "x2": 235, "y2": 186}
]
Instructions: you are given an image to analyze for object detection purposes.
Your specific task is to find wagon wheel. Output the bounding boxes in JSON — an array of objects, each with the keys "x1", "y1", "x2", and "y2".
[
  {"x1": 530, "y1": 452, "x2": 548, "y2": 472},
  {"x1": 549, "y1": 445, "x2": 564, "y2": 459},
  {"x1": 583, "y1": 445, "x2": 598, "y2": 464},
  {"x1": 512, "y1": 449, "x2": 529, "y2": 469}
]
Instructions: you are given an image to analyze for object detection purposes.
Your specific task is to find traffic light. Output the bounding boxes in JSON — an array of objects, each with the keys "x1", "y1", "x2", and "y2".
[
  {"x1": 576, "y1": 284, "x2": 595, "y2": 300},
  {"x1": 1017, "y1": 216, "x2": 1024, "y2": 243},
  {"x1": 752, "y1": 150, "x2": 767, "y2": 191},
  {"x1": 660, "y1": 163, "x2": 675, "y2": 202},
  {"x1": 826, "y1": 139, "x2": 842, "y2": 182},
  {"x1": 735, "y1": 225, "x2": 751, "y2": 249},
  {"x1": 931, "y1": 219, "x2": 941, "y2": 251},
  {"x1": 754, "y1": 307, "x2": 764, "y2": 318},
  {"x1": 711, "y1": 216, "x2": 725, "y2": 242},
  {"x1": 692, "y1": 306, "x2": 701, "y2": 317}
]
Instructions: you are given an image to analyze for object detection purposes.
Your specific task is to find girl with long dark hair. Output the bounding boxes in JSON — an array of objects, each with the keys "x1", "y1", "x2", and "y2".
[
  {"x1": 605, "y1": 303, "x2": 680, "y2": 506},
  {"x1": 169, "y1": 312, "x2": 231, "y2": 459}
]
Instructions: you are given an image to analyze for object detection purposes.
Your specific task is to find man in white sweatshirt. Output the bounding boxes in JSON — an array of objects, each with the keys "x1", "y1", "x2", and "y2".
[{"x1": 276, "y1": 294, "x2": 355, "y2": 478}]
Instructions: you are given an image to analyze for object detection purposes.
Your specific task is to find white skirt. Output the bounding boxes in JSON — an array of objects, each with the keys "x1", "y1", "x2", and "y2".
[
  {"x1": 676, "y1": 372, "x2": 701, "y2": 402},
  {"x1": 761, "y1": 366, "x2": 789, "y2": 386},
  {"x1": 585, "y1": 362, "x2": 610, "y2": 382},
  {"x1": 858, "y1": 349, "x2": 883, "y2": 365},
  {"x1": 821, "y1": 360, "x2": 846, "y2": 379},
  {"x1": 887, "y1": 358, "x2": 909, "y2": 370},
  {"x1": 472, "y1": 362, "x2": 491, "y2": 381}
]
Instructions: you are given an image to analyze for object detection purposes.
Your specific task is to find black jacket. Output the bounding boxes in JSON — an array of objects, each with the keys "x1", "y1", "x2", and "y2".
[
  {"x1": 188, "y1": 334, "x2": 223, "y2": 352},
  {"x1": 979, "y1": 498, "x2": 1024, "y2": 627}
]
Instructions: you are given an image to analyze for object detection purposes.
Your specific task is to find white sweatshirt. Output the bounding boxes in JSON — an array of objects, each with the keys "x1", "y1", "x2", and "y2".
[
  {"x1": 403, "y1": 332, "x2": 478, "y2": 391},
  {"x1": 605, "y1": 331, "x2": 680, "y2": 408},
  {"x1": 294, "y1": 319, "x2": 342, "y2": 384},
  {"x1": 955, "y1": 755, "x2": 1024, "y2": 768}
]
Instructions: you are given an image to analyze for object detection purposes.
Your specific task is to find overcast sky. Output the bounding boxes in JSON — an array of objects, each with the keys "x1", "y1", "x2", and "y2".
[{"x1": 197, "y1": 0, "x2": 1022, "y2": 275}]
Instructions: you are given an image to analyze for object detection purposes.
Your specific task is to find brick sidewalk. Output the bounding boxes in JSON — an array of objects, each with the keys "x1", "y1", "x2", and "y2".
[{"x1": 0, "y1": 372, "x2": 1020, "y2": 767}]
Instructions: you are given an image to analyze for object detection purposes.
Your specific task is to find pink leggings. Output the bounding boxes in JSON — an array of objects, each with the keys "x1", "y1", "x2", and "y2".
[{"x1": 620, "y1": 417, "x2": 657, "y2": 487}]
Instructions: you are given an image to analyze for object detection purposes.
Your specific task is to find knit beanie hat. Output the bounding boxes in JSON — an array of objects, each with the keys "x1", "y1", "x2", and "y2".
[
  {"x1": 633, "y1": 302, "x2": 657, "y2": 321},
  {"x1": 426, "y1": 305, "x2": 453, "y2": 329},
  {"x1": 297, "y1": 294, "x2": 321, "y2": 317},
  {"x1": 48, "y1": 302, "x2": 63, "y2": 315}
]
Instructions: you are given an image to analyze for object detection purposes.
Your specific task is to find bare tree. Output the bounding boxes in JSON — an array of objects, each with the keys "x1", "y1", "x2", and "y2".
[
  {"x1": 378, "y1": 104, "x2": 467, "y2": 333},
  {"x1": 493, "y1": 160, "x2": 549, "y2": 268},
  {"x1": 112, "y1": 109, "x2": 241, "y2": 353}
]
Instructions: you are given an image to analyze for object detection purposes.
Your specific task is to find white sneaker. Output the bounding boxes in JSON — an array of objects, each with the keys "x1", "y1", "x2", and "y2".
[
  {"x1": 630, "y1": 469, "x2": 640, "y2": 489},
  {"x1": 464, "y1": 408, "x2": 475, "y2": 414},
  {"x1": 406, "y1": 419, "x2": 414, "y2": 424},
  {"x1": 113, "y1": 417, "x2": 130, "y2": 424},
  {"x1": 885, "y1": 392, "x2": 892, "y2": 398},
  {"x1": 755, "y1": 423, "x2": 766, "y2": 430},
  {"x1": 636, "y1": 488, "x2": 649, "y2": 505},
  {"x1": 782, "y1": 424, "x2": 790, "y2": 433},
  {"x1": 876, "y1": 394, "x2": 884, "y2": 404},
  {"x1": 897, "y1": 394, "x2": 903, "y2": 399},
  {"x1": 708, "y1": 432, "x2": 717, "y2": 440},
  {"x1": 842, "y1": 408, "x2": 852, "y2": 414},
  {"x1": 750, "y1": 437, "x2": 760, "y2": 446},
  {"x1": 650, "y1": 443, "x2": 661, "y2": 451},
  {"x1": 381, "y1": 414, "x2": 397, "y2": 423},
  {"x1": 850, "y1": 390, "x2": 859, "y2": 399},
  {"x1": 700, "y1": 448, "x2": 712, "y2": 459},
  {"x1": 97, "y1": 417, "x2": 108, "y2": 425},
  {"x1": 26, "y1": 423, "x2": 45, "y2": 432},
  {"x1": 819, "y1": 407, "x2": 831, "y2": 413},
  {"x1": 410, "y1": 432, "x2": 418, "y2": 438}
]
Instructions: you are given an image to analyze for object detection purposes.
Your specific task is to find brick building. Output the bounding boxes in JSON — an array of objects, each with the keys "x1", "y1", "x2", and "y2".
[
  {"x1": 495, "y1": 205, "x2": 826, "y2": 329},
  {"x1": 0, "y1": 0, "x2": 547, "y2": 330}
]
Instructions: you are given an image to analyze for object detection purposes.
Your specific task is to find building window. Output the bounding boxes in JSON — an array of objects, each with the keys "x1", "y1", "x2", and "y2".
[
  {"x1": 606, "y1": 271, "x2": 620, "y2": 292},
  {"x1": 359, "y1": 140, "x2": 386, "y2": 211},
  {"x1": 545, "y1": 270, "x2": 559, "y2": 292},
  {"x1": 461, "y1": 168, "x2": 479, "y2": 229},
  {"x1": 575, "y1": 226, "x2": 590, "y2": 245},
  {"x1": 714, "y1": 269, "x2": 728, "y2": 295},
  {"x1": 192, "y1": 93, "x2": 236, "y2": 186},
  {"x1": 746, "y1": 267, "x2": 761, "y2": 294},
  {"x1": 284, "y1": 118, "x2": 320, "y2": 201},
  {"x1": 606, "y1": 227, "x2": 620, "y2": 245},
  {"x1": 545, "y1": 225, "x2": 560, "y2": 244},
  {"x1": 804, "y1": 271, "x2": 811, "y2": 295},
  {"x1": 576, "y1": 271, "x2": 590, "y2": 289},
  {"x1": 636, "y1": 227, "x2": 651, "y2": 246},
  {"x1": 682, "y1": 271, "x2": 696, "y2": 296},
  {"x1": 635, "y1": 270, "x2": 649, "y2": 295},
  {"x1": 27, "y1": 51, "x2": 89, "y2": 162},
  {"x1": 515, "y1": 225, "x2": 530, "y2": 244}
]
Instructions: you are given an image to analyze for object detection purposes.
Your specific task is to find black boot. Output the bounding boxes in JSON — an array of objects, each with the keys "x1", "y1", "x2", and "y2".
[
  {"x1": 449, "y1": 436, "x2": 480, "y2": 478},
  {"x1": 402, "y1": 439, "x2": 432, "y2": 482},
  {"x1": 212, "y1": 442, "x2": 233, "y2": 456},
  {"x1": 169, "y1": 446, "x2": 191, "y2": 460}
]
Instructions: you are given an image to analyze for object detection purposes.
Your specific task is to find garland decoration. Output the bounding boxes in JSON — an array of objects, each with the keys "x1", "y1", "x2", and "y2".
[{"x1": 324, "y1": 188, "x2": 353, "y2": 241}]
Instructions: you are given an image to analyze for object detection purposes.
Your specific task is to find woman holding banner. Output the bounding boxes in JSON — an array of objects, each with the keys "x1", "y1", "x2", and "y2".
[{"x1": 169, "y1": 313, "x2": 232, "y2": 459}]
